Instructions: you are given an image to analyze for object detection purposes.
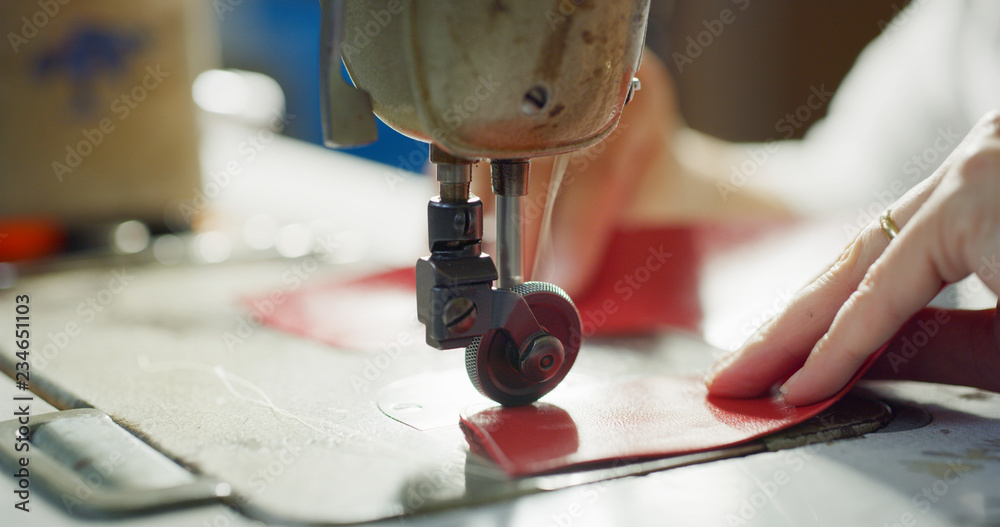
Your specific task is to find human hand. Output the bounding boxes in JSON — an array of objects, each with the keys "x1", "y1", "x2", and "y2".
[{"x1": 706, "y1": 111, "x2": 1000, "y2": 405}]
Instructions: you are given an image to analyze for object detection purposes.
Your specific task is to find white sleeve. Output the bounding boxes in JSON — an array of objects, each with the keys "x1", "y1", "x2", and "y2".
[{"x1": 746, "y1": 0, "x2": 999, "y2": 216}]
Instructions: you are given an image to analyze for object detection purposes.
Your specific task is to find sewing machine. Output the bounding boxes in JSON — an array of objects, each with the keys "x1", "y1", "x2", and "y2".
[
  {"x1": 320, "y1": 0, "x2": 649, "y2": 405},
  {"x1": 1, "y1": 2, "x2": 999, "y2": 526}
]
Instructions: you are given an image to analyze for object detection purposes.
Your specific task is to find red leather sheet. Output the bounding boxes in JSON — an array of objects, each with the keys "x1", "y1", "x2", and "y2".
[
  {"x1": 459, "y1": 350, "x2": 885, "y2": 477},
  {"x1": 257, "y1": 221, "x2": 868, "y2": 476},
  {"x1": 257, "y1": 268, "x2": 422, "y2": 352},
  {"x1": 259, "y1": 227, "x2": 705, "y2": 350}
]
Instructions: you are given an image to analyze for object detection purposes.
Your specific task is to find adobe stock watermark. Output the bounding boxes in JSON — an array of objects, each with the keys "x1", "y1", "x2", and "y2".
[
  {"x1": 198, "y1": 436, "x2": 316, "y2": 527},
  {"x1": 544, "y1": 456, "x2": 644, "y2": 527},
  {"x1": 671, "y1": 0, "x2": 751, "y2": 73},
  {"x1": 975, "y1": 252, "x2": 1000, "y2": 294},
  {"x1": 726, "y1": 414, "x2": 841, "y2": 524},
  {"x1": 212, "y1": 0, "x2": 246, "y2": 20},
  {"x1": 197, "y1": 456, "x2": 299, "y2": 527},
  {"x1": 349, "y1": 325, "x2": 417, "y2": 394},
  {"x1": 32, "y1": 268, "x2": 135, "y2": 372},
  {"x1": 513, "y1": 121, "x2": 631, "y2": 225},
  {"x1": 883, "y1": 310, "x2": 951, "y2": 373},
  {"x1": 876, "y1": 0, "x2": 929, "y2": 37},
  {"x1": 544, "y1": 390, "x2": 671, "y2": 527},
  {"x1": 51, "y1": 64, "x2": 171, "y2": 182},
  {"x1": 726, "y1": 288, "x2": 795, "y2": 351},
  {"x1": 717, "y1": 83, "x2": 833, "y2": 201},
  {"x1": 884, "y1": 459, "x2": 975, "y2": 527},
  {"x1": 545, "y1": 391, "x2": 695, "y2": 526},
  {"x1": 774, "y1": 84, "x2": 834, "y2": 139},
  {"x1": 222, "y1": 234, "x2": 339, "y2": 352},
  {"x1": 6, "y1": 0, "x2": 72, "y2": 53},
  {"x1": 570, "y1": 244, "x2": 672, "y2": 345},
  {"x1": 382, "y1": 76, "x2": 501, "y2": 192},
  {"x1": 177, "y1": 112, "x2": 294, "y2": 223},
  {"x1": 340, "y1": 1, "x2": 405, "y2": 59},
  {"x1": 381, "y1": 146, "x2": 427, "y2": 193},
  {"x1": 842, "y1": 126, "x2": 960, "y2": 239},
  {"x1": 716, "y1": 141, "x2": 779, "y2": 202},
  {"x1": 247, "y1": 439, "x2": 306, "y2": 495},
  {"x1": 60, "y1": 436, "x2": 141, "y2": 514},
  {"x1": 402, "y1": 456, "x2": 465, "y2": 513},
  {"x1": 935, "y1": 253, "x2": 1000, "y2": 308},
  {"x1": 567, "y1": 122, "x2": 628, "y2": 174},
  {"x1": 441, "y1": 75, "x2": 501, "y2": 129},
  {"x1": 901, "y1": 126, "x2": 961, "y2": 179}
]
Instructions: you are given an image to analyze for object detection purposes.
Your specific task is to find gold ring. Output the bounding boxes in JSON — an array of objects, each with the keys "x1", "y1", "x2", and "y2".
[{"x1": 880, "y1": 209, "x2": 900, "y2": 241}]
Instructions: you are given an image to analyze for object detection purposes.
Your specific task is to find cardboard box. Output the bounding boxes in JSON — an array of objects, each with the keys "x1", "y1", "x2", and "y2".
[{"x1": 1, "y1": 0, "x2": 214, "y2": 228}]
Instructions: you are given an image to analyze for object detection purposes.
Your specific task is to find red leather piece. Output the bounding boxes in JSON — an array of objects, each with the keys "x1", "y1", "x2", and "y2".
[
  {"x1": 572, "y1": 226, "x2": 701, "y2": 335},
  {"x1": 257, "y1": 268, "x2": 421, "y2": 352},
  {"x1": 460, "y1": 350, "x2": 885, "y2": 477},
  {"x1": 259, "y1": 227, "x2": 705, "y2": 350}
]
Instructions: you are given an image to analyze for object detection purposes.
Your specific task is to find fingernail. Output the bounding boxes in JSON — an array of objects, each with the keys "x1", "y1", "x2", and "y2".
[
  {"x1": 704, "y1": 351, "x2": 740, "y2": 384},
  {"x1": 779, "y1": 370, "x2": 802, "y2": 396}
]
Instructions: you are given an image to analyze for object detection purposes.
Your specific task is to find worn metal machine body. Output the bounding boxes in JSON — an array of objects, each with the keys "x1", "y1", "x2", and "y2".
[{"x1": 320, "y1": 0, "x2": 650, "y2": 404}]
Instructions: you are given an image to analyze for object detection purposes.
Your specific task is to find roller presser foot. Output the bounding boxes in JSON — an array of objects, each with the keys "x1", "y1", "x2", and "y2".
[
  {"x1": 415, "y1": 146, "x2": 582, "y2": 406},
  {"x1": 466, "y1": 281, "x2": 581, "y2": 406}
]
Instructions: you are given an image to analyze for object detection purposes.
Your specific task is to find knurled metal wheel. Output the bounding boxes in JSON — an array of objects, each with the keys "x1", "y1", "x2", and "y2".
[{"x1": 465, "y1": 281, "x2": 582, "y2": 406}]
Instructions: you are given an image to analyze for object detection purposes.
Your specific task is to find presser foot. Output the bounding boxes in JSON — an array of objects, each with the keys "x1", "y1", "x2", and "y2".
[{"x1": 466, "y1": 281, "x2": 581, "y2": 406}]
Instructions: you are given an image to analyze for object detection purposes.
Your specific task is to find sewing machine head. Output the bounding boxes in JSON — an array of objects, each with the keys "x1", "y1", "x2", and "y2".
[
  {"x1": 324, "y1": 0, "x2": 648, "y2": 157},
  {"x1": 320, "y1": 0, "x2": 651, "y2": 406}
]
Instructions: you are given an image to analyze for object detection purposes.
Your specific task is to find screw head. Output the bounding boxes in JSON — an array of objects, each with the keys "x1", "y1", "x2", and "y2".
[
  {"x1": 519, "y1": 334, "x2": 565, "y2": 382},
  {"x1": 452, "y1": 209, "x2": 473, "y2": 235},
  {"x1": 442, "y1": 297, "x2": 477, "y2": 334},
  {"x1": 521, "y1": 85, "x2": 549, "y2": 115}
]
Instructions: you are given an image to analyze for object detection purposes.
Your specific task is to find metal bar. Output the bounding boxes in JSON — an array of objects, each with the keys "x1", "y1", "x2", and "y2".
[
  {"x1": 436, "y1": 163, "x2": 472, "y2": 202},
  {"x1": 491, "y1": 160, "x2": 529, "y2": 290},
  {"x1": 496, "y1": 194, "x2": 523, "y2": 289},
  {"x1": 0, "y1": 409, "x2": 227, "y2": 516},
  {"x1": 431, "y1": 144, "x2": 473, "y2": 202}
]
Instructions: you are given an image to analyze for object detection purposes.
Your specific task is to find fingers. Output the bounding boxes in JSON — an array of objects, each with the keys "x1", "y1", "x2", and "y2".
[
  {"x1": 777, "y1": 209, "x2": 947, "y2": 404},
  {"x1": 705, "y1": 225, "x2": 885, "y2": 398},
  {"x1": 865, "y1": 305, "x2": 1000, "y2": 394},
  {"x1": 724, "y1": 112, "x2": 1000, "y2": 406},
  {"x1": 706, "y1": 139, "x2": 951, "y2": 400}
]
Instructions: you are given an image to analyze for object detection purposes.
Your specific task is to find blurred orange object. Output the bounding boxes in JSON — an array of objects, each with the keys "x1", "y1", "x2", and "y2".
[{"x1": 0, "y1": 218, "x2": 65, "y2": 262}]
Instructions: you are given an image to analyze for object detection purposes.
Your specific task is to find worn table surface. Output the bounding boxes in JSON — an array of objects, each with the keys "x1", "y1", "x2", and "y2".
[{"x1": 1, "y1": 137, "x2": 998, "y2": 526}]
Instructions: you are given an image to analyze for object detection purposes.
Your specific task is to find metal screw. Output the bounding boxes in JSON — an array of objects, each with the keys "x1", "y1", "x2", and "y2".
[
  {"x1": 521, "y1": 85, "x2": 548, "y2": 114},
  {"x1": 624, "y1": 77, "x2": 641, "y2": 105},
  {"x1": 442, "y1": 297, "x2": 477, "y2": 334},
  {"x1": 452, "y1": 209, "x2": 473, "y2": 235},
  {"x1": 518, "y1": 334, "x2": 565, "y2": 382}
]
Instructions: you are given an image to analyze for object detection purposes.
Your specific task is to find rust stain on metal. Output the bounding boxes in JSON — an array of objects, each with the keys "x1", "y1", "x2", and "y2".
[{"x1": 489, "y1": 0, "x2": 510, "y2": 19}]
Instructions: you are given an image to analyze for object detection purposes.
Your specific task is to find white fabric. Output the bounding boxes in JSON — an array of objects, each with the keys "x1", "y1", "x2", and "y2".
[{"x1": 748, "y1": 0, "x2": 1000, "y2": 215}]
